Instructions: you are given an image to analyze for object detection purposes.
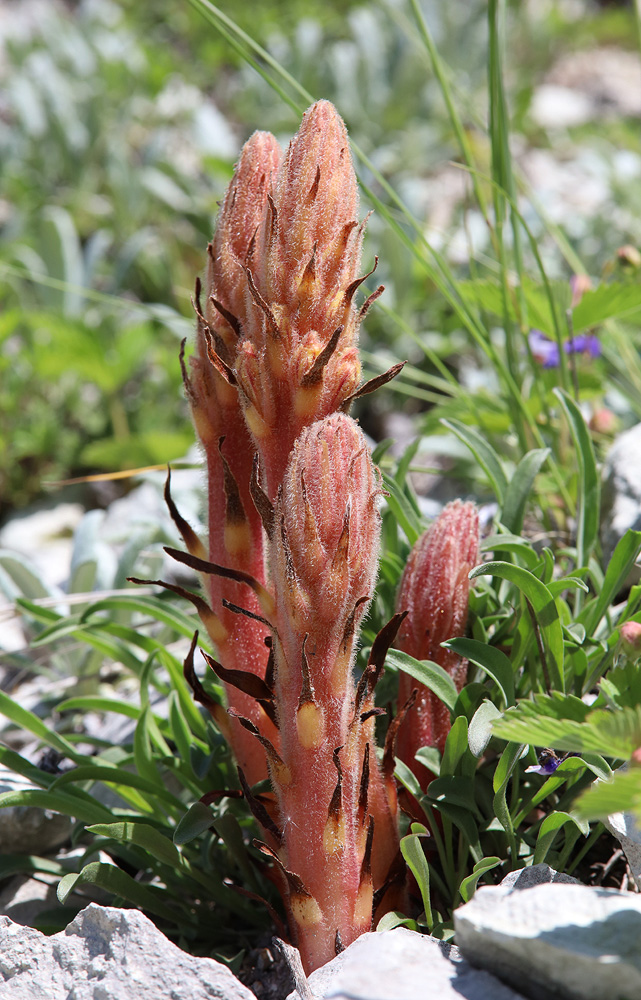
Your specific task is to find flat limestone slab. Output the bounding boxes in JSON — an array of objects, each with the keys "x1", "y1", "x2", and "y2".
[{"x1": 455, "y1": 881, "x2": 641, "y2": 1000}]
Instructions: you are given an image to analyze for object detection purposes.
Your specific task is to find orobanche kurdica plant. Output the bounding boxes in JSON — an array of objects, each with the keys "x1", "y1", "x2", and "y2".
[{"x1": 158, "y1": 100, "x2": 476, "y2": 973}]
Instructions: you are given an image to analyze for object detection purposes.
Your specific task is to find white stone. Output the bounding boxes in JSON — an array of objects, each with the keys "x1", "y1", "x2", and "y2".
[
  {"x1": 605, "y1": 807, "x2": 641, "y2": 891},
  {"x1": 454, "y1": 881, "x2": 641, "y2": 1000},
  {"x1": 287, "y1": 927, "x2": 527, "y2": 1000},
  {"x1": 530, "y1": 85, "x2": 593, "y2": 129},
  {"x1": 0, "y1": 903, "x2": 255, "y2": 999},
  {"x1": 601, "y1": 422, "x2": 641, "y2": 566}
]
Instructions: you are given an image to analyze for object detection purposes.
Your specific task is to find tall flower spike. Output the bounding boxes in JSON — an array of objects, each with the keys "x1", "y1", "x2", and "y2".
[
  {"x1": 266, "y1": 414, "x2": 397, "y2": 973},
  {"x1": 181, "y1": 132, "x2": 282, "y2": 787},
  {"x1": 395, "y1": 500, "x2": 479, "y2": 789},
  {"x1": 233, "y1": 101, "x2": 380, "y2": 499}
]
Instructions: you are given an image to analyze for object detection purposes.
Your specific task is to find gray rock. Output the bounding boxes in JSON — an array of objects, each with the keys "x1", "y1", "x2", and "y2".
[
  {"x1": 287, "y1": 927, "x2": 527, "y2": 1000},
  {"x1": 601, "y1": 422, "x2": 641, "y2": 568},
  {"x1": 0, "y1": 903, "x2": 255, "y2": 1000},
  {"x1": 605, "y1": 804, "x2": 641, "y2": 891},
  {"x1": 0, "y1": 765, "x2": 71, "y2": 854},
  {"x1": 454, "y1": 880, "x2": 641, "y2": 1000},
  {"x1": 497, "y1": 863, "x2": 580, "y2": 892}
]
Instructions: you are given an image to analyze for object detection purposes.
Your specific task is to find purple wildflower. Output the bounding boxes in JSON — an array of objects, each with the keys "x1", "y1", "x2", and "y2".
[
  {"x1": 529, "y1": 329, "x2": 560, "y2": 368},
  {"x1": 565, "y1": 334, "x2": 601, "y2": 359},
  {"x1": 525, "y1": 748, "x2": 579, "y2": 775},
  {"x1": 528, "y1": 329, "x2": 600, "y2": 368}
]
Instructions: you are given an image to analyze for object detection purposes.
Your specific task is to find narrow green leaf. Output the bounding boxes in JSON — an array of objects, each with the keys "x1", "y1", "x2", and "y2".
[
  {"x1": 440, "y1": 716, "x2": 469, "y2": 777},
  {"x1": 174, "y1": 802, "x2": 214, "y2": 846},
  {"x1": 57, "y1": 862, "x2": 187, "y2": 924},
  {"x1": 400, "y1": 833, "x2": 432, "y2": 928},
  {"x1": 468, "y1": 701, "x2": 503, "y2": 758},
  {"x1": 459, "y1": 856, "x2": 502, "y2": 903},
  {"x1": 0, "y1": 691, "x2": 86, "y2": 764},
  {"x1": 51, "y1": 766, "x2": 183, "y2": 811},
  {"x1": 501, "y1": 449, "x2": 550, "y2": 535},
  {"x1": 469, "y1": 562, "x2": 565, "y2": 691},
  {"x1": 133, "y1": 705, "x2": 161, "y2": 787},
  {"x1": 581, "y1": 531, "x2": 641, "y2": 634},
  {"x1": 57, "y1": 697, "x2": 140, "y2": 719},
  {"x1": 87, "y1": 821, "x2": 182, "y2": 868},
  {"x1": 386, "y1": 650, "x2": 458, "y2": 713},
  {"x1": 554, "y1": 389, "x2": 599, "y2": 574},
  {"x1": 0, "y1": 789, "x2": 113, "y2": 825},
  {"x1": 440, "y1": 419, "x2": 507, "y2": 503},
  {"x1": 394, "y1": 758, "x2": 424, "y2": 802},
  {"x1": 481, "y1": 534, "x2": 539, "y2": 570},
  {"x1": 534, "y1": 811, "x2": 588, "y2": 865},
  {"x1": 444, "y1": 637, "x2": 515, "y2": 706},
  {"x1": 381, "y1": 473, "x2": 421, "y2": 545},
  {"x1": 79, "y1": 595, "x2": 204, "y2": 644}
]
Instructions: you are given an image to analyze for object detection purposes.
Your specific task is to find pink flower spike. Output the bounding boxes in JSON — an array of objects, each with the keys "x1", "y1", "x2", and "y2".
[{"x1": 395, "y1": 500, "x2": 479, "y2": 788}]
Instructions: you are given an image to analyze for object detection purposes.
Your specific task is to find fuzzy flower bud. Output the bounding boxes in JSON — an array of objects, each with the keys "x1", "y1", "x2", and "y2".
[
  {"x1": 273, "y1": 412, "x2": 380, "y2": 708},
  {"x1": 233, "y1": 101, "x2": 378, "y2": 498},
  {"x1": 620, "y1": 621, "x2": 641, "y2": 661},
  {"x1": 267, "y1": 414, "x2": 389, "y2": 972},
  {"x1": 395, "y1": 500, "x2": 479, "y2": 786},
  {"x1": 180, "y1": 133, "x2": 282, "y2": 787}
]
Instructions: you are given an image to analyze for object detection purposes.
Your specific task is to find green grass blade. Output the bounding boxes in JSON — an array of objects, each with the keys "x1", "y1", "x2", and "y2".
[
  {"x1": 440, "y1": 418, "x2": 508, "y2": 504},
  {"x1": 554, "y1": 389, "x2": 600, "y2": 599}
]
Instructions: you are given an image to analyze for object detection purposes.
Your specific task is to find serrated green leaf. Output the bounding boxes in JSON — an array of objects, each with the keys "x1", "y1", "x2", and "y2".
[
  {"x1": 575, "y1": 767, "x2": 641, "y2": 822},
  {"x1": 572, "y1": 283, "x2": 641, "y2": 332},
  {"x1": 494, "y1": 698, "x2": 641, "y2": 759}
]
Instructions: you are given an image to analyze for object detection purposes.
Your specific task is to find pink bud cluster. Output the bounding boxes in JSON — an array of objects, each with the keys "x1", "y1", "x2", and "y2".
[{"x1": 395, "y1": 501, "x2": 479, "y2": 789}]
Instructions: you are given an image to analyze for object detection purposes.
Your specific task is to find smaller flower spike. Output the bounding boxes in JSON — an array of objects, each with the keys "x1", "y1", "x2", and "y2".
[
  {"x1": 263, "y1": 414, "x2": 398, "y2": 973},
  {"x1": 395, "y1": 500, "x2": 479, "y2": 789}
]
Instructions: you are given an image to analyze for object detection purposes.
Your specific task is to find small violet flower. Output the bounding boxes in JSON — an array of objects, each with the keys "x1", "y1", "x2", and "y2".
[
  {"x1": 525, "y1": 748, "x2": 578, "y2": 775},
  {"x1": 528, "y1": 329, "x2": 600, "y2": 369}
]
